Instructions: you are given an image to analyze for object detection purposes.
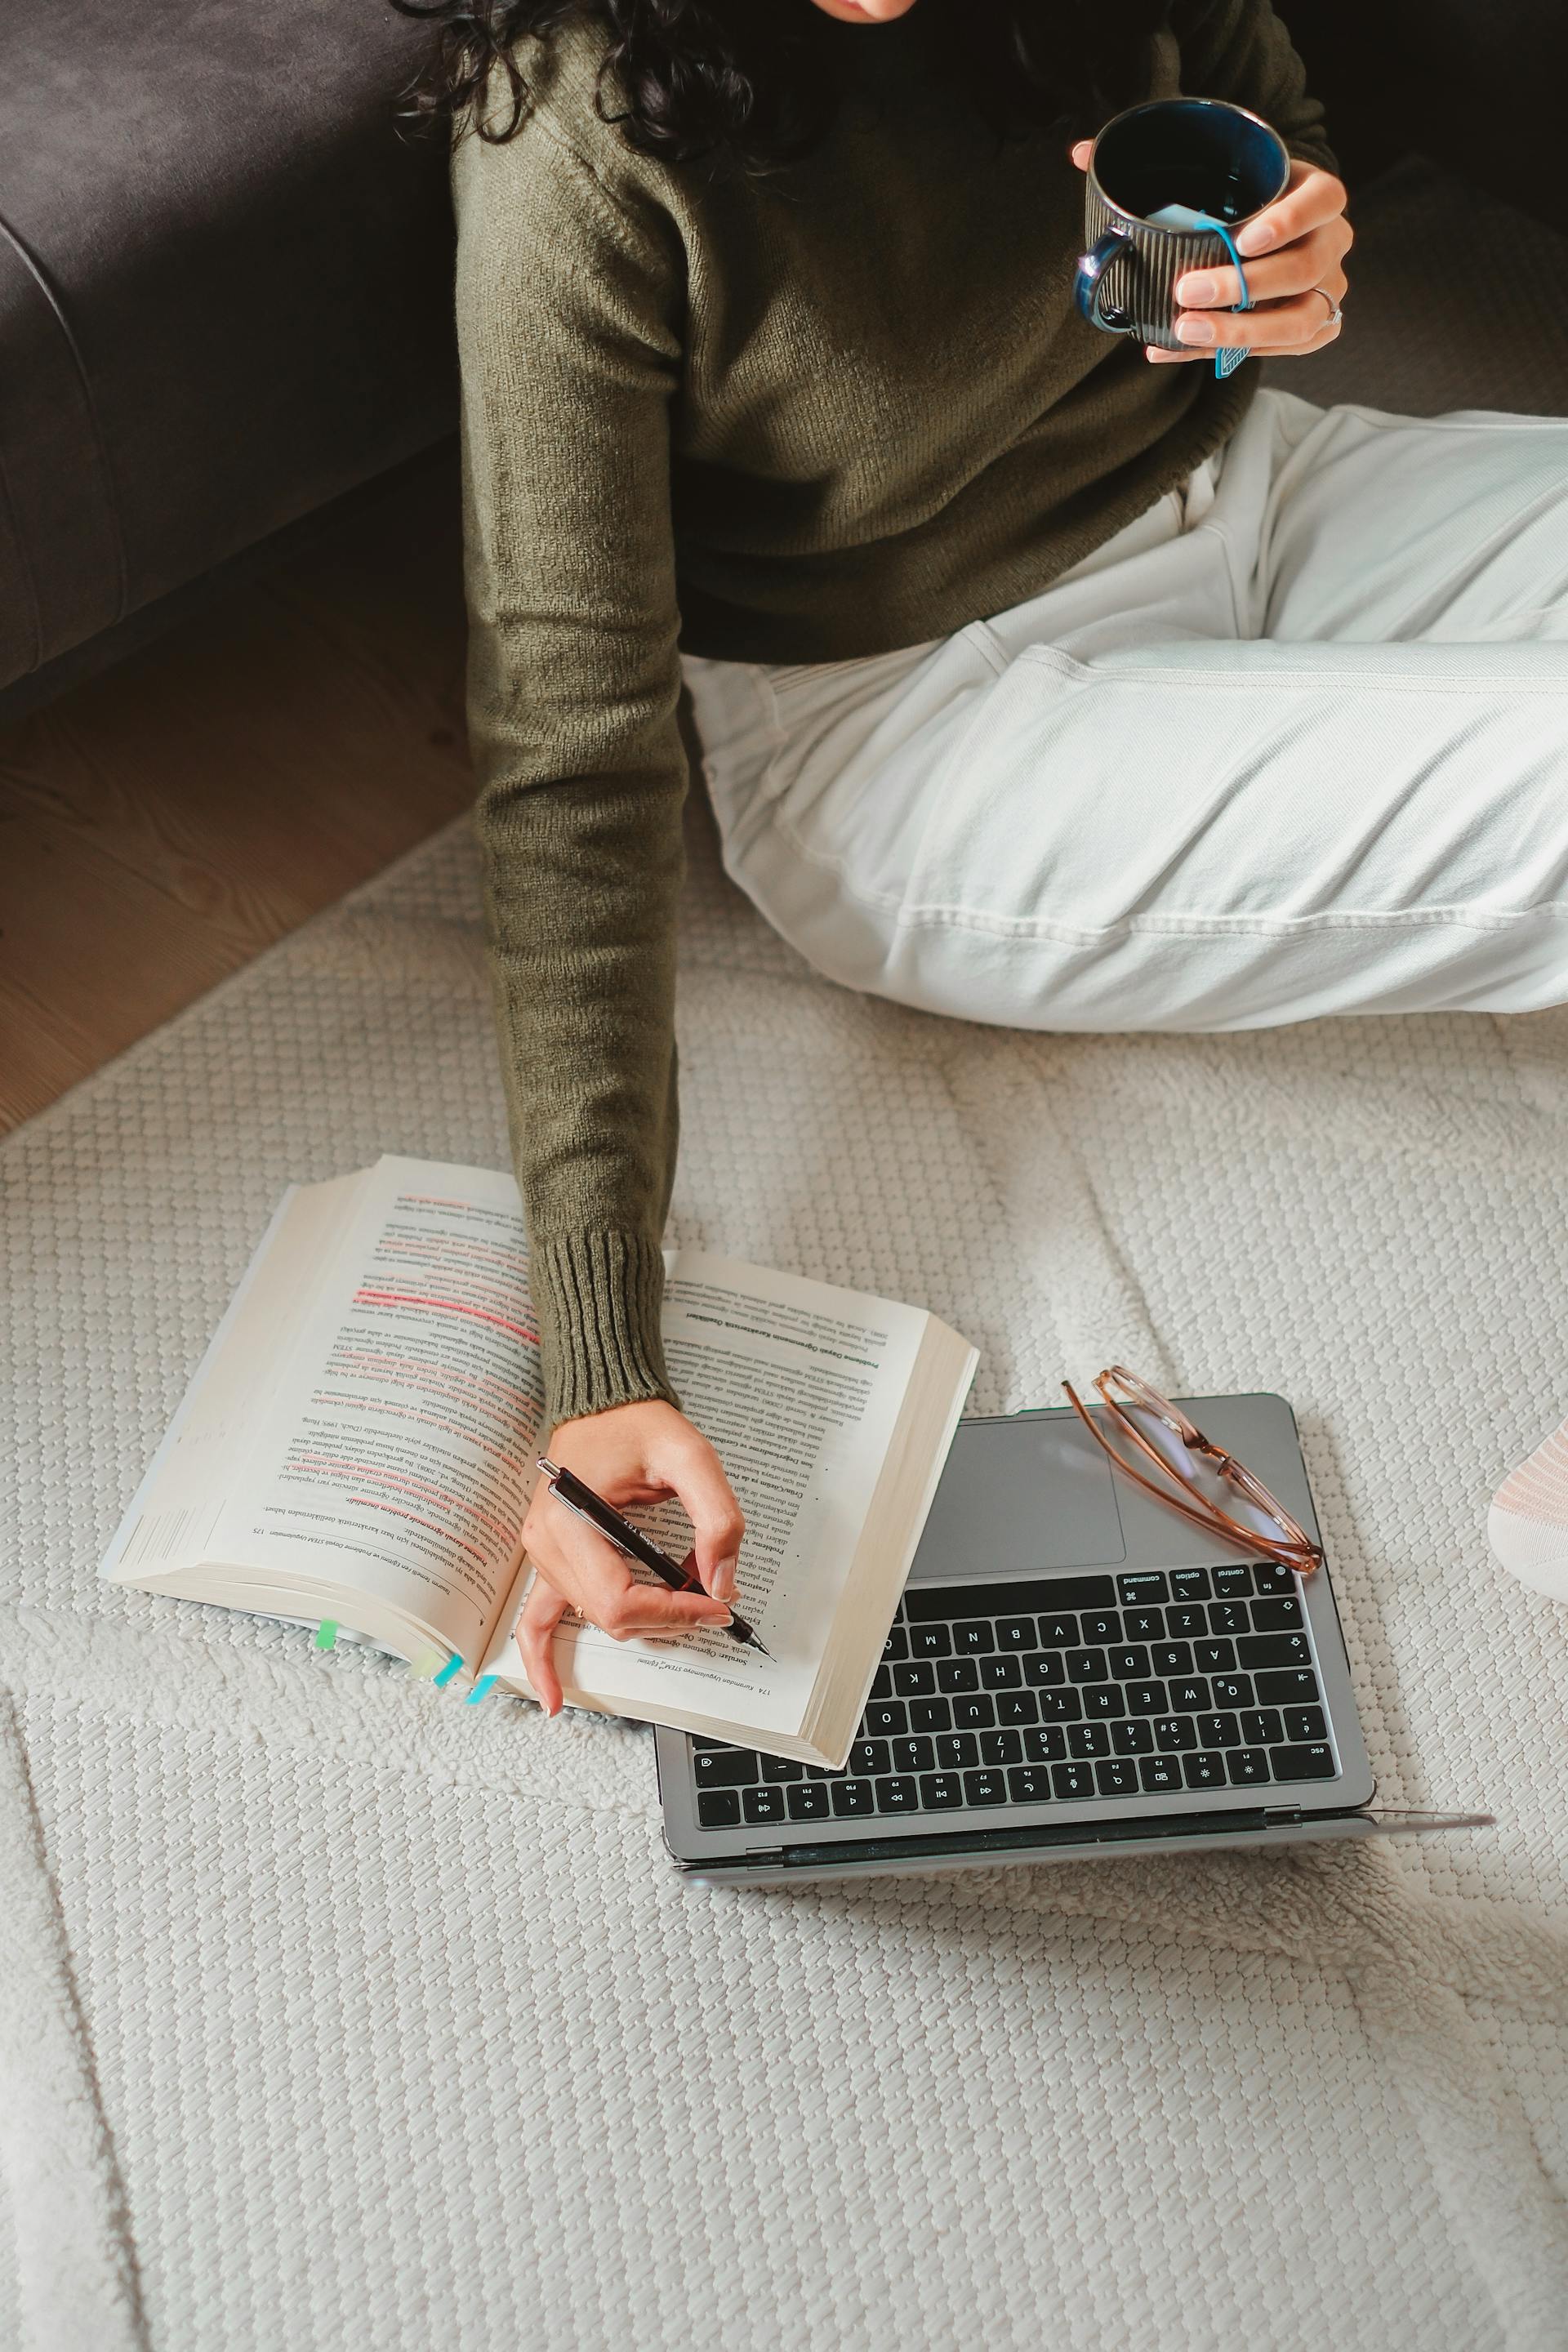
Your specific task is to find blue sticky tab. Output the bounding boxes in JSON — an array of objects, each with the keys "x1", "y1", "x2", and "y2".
[
  {"x1": 314, "y1": 1621, "x2": 338, "y2": 1652},
  {"x1": 466, "y1": 1676, "x2": 498, "y2": 1707},
  {"x1": 434, "y1": 1654, "x2": 464, "y2": 1688}
]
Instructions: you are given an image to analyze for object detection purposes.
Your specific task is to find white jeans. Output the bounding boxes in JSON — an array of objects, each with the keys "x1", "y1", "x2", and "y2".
[{"x1": 683, "y1": 390, "x2": 1568, "y2": 1029}]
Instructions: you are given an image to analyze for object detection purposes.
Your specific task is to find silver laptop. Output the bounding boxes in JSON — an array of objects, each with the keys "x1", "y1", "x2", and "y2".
[{"x1": 656, "y1": 1393, "x2": 1490, "y2": 1886}]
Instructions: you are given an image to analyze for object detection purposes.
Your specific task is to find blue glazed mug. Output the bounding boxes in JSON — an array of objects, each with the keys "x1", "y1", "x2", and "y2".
[{"x1": 1076, "y1": 98, "x2": 1291, "y2": 376}]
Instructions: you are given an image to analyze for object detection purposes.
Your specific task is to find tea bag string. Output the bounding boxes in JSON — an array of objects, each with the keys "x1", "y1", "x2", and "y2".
[{"x1": 1192, "y1": 213, "x2": 1254, "y2": 381}]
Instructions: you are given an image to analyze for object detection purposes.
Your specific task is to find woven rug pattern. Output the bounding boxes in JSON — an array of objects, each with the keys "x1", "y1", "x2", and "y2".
[{"x1": 2, "y1": 790, "x2": 1567, "y2": 2350}]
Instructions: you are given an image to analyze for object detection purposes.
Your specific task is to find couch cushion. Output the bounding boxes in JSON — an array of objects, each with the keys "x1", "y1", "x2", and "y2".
[{"x1": 0, "y1": 0, "x2": 455, "y2": 691}]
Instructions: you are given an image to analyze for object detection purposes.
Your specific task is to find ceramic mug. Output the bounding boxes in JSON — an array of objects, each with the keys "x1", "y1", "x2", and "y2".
[{"x1": 1076, "y1": 97, "x2": 1291, "y2": 372}]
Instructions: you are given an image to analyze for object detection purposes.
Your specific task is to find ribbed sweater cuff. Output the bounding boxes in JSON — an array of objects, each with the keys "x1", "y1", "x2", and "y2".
[{"x1": 533, "y1": 1231, "x2": 678, "y2": 1428}]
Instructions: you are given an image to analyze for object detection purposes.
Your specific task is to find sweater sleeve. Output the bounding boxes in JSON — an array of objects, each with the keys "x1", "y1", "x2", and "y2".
[
  {"x1": 1173, "y1": 0, "x2": 1337, "y2": 172},
  {"x1": 452, "y1": 104, "x2": 688, "y2": 1429}
]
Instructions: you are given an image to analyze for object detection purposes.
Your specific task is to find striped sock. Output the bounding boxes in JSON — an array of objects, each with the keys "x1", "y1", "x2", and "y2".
[{"x1": 1488, "y1": 1412, "x2": 1568, "y2": 1602}]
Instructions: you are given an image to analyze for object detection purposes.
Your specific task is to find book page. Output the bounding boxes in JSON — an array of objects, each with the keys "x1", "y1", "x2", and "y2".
[
  {"x1": 489, "y1": 1254, "x2": 929, "y2": 1740},
  {"x1": 205, "y1": 1157, "x2": 545, "y2": 1659}
]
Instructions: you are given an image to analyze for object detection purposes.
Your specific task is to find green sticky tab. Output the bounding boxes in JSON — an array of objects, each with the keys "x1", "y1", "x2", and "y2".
[
  {"x1": 314, "y1": 1621, "x2": 338, "y2": 1652},
  {"x1": 466, "y1": 1676, "x2": 498, "y2": 1707},
  {"x1": 409, "y1": 1649, "x2": 443, "y2": 1681},
  {"x1": 434, "y1": 1654, "x2": 463, "y2": 1689}
]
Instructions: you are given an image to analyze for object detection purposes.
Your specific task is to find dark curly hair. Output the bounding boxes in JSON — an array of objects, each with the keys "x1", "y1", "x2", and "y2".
[{"x1": 389, "y1": 0, "x2": 1173, "y2": 173}]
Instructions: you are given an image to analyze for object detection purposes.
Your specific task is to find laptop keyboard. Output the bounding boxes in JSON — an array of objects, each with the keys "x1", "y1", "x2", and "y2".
[{"x1": 691, "y1": 1562, "x2": 1338, "y2": 1832}]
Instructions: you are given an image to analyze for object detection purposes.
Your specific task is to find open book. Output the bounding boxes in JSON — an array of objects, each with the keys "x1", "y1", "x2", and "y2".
[{"x1": 102, "y1": 1157, "x2": 977, "y2": 1768}]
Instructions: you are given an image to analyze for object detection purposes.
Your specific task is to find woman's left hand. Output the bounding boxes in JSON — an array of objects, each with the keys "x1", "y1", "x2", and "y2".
[{"x1": 1068, "y1": 145, "x2": 1352, "y2": 363}]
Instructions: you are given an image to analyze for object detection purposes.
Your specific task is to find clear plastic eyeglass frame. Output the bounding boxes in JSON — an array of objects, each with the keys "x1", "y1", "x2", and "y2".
[{"x1": 1061, "y1": 1365, "x2": 1324, "y2": 1574}]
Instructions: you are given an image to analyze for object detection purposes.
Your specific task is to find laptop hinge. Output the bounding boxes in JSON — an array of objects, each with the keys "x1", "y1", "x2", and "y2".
[{"x1": 1263, "y1": 1806, "x2": 1304, "y2": 1827}]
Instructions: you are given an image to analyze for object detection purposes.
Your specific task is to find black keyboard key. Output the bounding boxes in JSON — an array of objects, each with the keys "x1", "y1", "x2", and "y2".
[
  {"x1": 936, "y1": 1658, "x2": 981, "y2": 1694},
  {"x1": 1169, "y1": 1677, "x2": 1209, "y2": 1712},
  {"x1": 1209, "y1": 1601, "x2": 1250, "y2": 1636},
  {"x1": 870, "y1": 1666, "x2": 894, "y2": 1700},
  {"x1": 1111, "y1": 1719, "x2": 1154, "y2": 1756},
  {"x1": 892, "y1": 1736, "x2": 935, "y2": 1775},
  {"x1": 1166, "y1": 1606, "x2": 1207, "y2": 1639},
  {"x1": 1250, "y1": 1595, "x2": 1304, "y2": 1631},
  {"x1": 760, "y1": 1755, "x2": 805, "y2": 1781},
  {"x1": 875, "y1": 1776, "x2": 920, "y2": 1812},
  {"x1": 1039, "y1": 1614, "x2": 1079, "y2": 1647},
  {"x1": 1183, "y1": 1752, "x2": 1227, "y2": 1790},
  {"x1": 1194, "y1": 1639, "x2": 1236, "y2": 1674},
  {"x1": 1197, "y1": 1713, "x2": 1241, "y2": 1749},
  {"x1": 1051, "y1": 1763, "x2": 1094, "y2": 1800},
  {"x1": 1095, "y1": 1758, "x2": 1141, "y2": 1797},
  {"x1": 1125, "y1": 1682, "x2": 1167, "y2": 1714},
  {"x1": 1081, "y1": 1610, "x2": 1120, "y2": 1644},
  {"x1": 1152, "y1": 1642, "x2": 1193, "y2": 1677},
  {"x1": 1283, "y1": 1706, "x2": 1327, "y2": 1742},
  {"x1": 694, "y1": 1748, "x2": 759, "y2": 1788},
  {"x1": 979, "y1": 1729, "x2": 1022, "y2": 1768},
  {"x1": 963, "y1": 1771, "x2": 1009, "y2": 1807},
  {"x1": 1023, "y1": 1726, "x2": 1067, "y2": 1764},
  {"x1": 954, "y1": 1620, "x2": 996, "y2": 1654},
  {"x1": 1211, "y1": 1673, "x2": 1253, "y2": 1708},
  {"x1": 1109, "y1": 1646, "x2": 1151, "y2": 1681},
  {"x1": 831, "y1": 1780, "x2": 875, "y2": 1818},
  {"x1": 1022, "y1": 1654, "x2": 1067, "y2": 1687},
  {"x1": 892, "y1": 1661, "x2": 937, "y2": 1697},
  {"x1": 786, "y1": 1782, "x2": 831, "y2": 1820},
  {"x1": 742, "y1": 1785, "x2": 788, "y2": 1822},
  {"x1": 1169, "y1": 1568, "x2": 1211, "y2": 1601},
  {"x1": 951, "y1": 1695, "x2": 996, "y2": 1731},
  {"x1": 1036, "y1": 1690, "x2": 1083, "y2": 1725},
  {"x1": 1008, "y1": 1767, "x2": 1053, "y2": 1803},
  {"x1": 1210, "y1": 1565, "x2": 1254, "y2": 1598},
  {"x1": 1227, "y1": 1749, "x2": 1272, "y2": 1786},
  {"x1": 995, "y1": 1691, "x2": 1039, "y2": 1727},
  {"x1": 863, "y1": 1700, "x2": 908, "y2": 1737},
  {"x1": 905, "y1": 1575, "x2": 1115, "y2": 1620},
  {"x1": 1124, "y1": 1608, "x2": 1164, "y2": 1642},
  {"x1": 1255, "y1": 1668, "x2": 1319, "y2": 1704},
  {"x1": 1117, "y1": 1572, "x2": 1169, "y2": 1606},
  {"x1": 697, "y1": 1790, "x2": 741, "y2": 1828},
  {"x1": 1238, "y1": 1633, "x2": 1312, "y2": 1668},
  {"x1": 1252, "y1": 1561, "x2": 1298, "y2": 1594},
  {"x1": 1067, "y1": 1722, "x2": 1110, "y2": 1760},
  {"x1": 936, "y1": 1732, "x2": 979, "y2": 1770},
  {"x1": 980, "y1": 1655, "x2": 1023, "y2": 1690},
  {"x1": 995, "y1": 1616, "x2": 1036, "y2": 1650},
  {"x1": 1153, "y1": 1716, "x2": 1197, "y2": 1752},
  {"x1": 850, "y1": 1739, "x2": 892, "y2": 1777},
  {"x1": 692, "y1": 1738, "x2": 731, "y2": 1752},
  {"x1": 909, "y1": 1698, "x2": 951, "y2": 1734},
  {"x1": 909, "y1": 1624, "x2": 951, "y2": 1658},
  {"x1": 918, "y1": 1773, "x2": 964, "y2": 1811},
  {"x1": 1065, "y1": 1647, "x2": 1108, "y2": 1683},
  {"x1": 1083, "y1": 1685, "x2": 1122, "y2": 1718},
  {"x1": 1241, "y1": 1708, "x2": 1285, "y2": 1746},
  {"x1": 1139, "y1": 1757, "x2": 1183, "y2": 1793},
  {"x1": 1272, "y1": 1742, "x2": 1337, "y2": 1780},
  {"x1": 882, "y1": 1624, "x2": 910, "y2": 1661}
]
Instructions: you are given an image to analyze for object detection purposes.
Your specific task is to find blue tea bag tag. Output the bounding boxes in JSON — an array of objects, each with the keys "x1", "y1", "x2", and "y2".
[{"x1": 1189, "y1": 212, "x2": 1254, "y2": 379}]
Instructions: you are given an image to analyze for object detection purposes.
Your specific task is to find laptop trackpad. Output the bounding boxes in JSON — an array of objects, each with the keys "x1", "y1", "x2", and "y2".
[{"x1": 908, "y1": 1414, "x2": 1126, "y2": 1583}]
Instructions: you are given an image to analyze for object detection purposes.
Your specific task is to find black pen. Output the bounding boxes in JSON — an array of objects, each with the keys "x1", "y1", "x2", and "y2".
[{"x1": 536, "y1": 1456, "x2": 773, "y2": 1659}]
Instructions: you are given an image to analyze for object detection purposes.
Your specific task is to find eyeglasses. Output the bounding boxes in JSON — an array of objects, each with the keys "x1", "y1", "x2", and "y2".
[{"x1": 1060, "y1": 1366, "x2": 1323, "y2": 1575}]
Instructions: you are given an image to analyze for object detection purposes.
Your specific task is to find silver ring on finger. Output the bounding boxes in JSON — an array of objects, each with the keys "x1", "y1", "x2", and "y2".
[{"x1": 1309, "y1": 285, "x2": 1343, "y2": 327}]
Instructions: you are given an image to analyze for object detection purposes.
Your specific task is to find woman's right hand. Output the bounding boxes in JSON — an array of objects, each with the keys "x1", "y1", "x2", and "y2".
[{"x1": 516, "y1": 1399, "x2": 746, "y2": 1714}]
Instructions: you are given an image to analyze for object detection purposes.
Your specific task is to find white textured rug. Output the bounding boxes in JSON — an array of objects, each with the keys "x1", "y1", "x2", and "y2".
[{"x1": 3, "y1": 791, "x2": 1568, "y2": 2352}]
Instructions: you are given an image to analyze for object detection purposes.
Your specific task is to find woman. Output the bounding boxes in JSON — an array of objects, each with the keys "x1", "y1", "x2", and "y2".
[{"x1": 401, "y1": 0, "x2": 1568, "y2": 1706}]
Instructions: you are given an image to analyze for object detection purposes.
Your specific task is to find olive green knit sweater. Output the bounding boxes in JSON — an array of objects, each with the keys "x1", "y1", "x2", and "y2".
[{"x1": 452, "y1": 1, "x2": 1330, "y2": 1427}]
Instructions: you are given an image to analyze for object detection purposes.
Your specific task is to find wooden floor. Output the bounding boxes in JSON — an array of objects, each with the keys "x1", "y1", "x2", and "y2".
[{"x1": 0, "y1": 447, "x2": 474, "y2": 1138}]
